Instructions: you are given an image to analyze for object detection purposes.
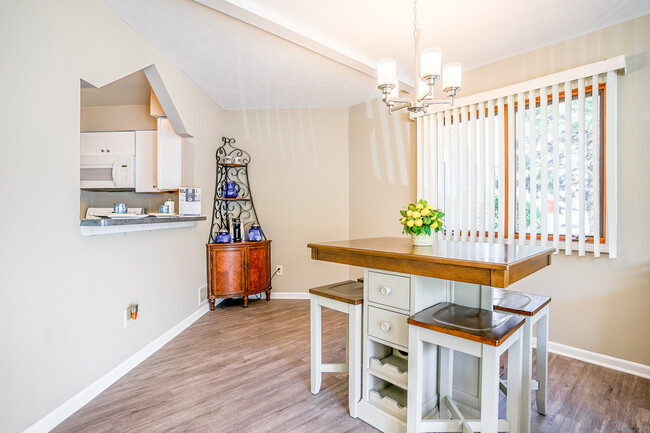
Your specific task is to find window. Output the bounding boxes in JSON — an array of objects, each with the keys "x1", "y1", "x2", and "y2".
[{"x1": 417, "y1": 58, "x2": 623, "y2": 257}]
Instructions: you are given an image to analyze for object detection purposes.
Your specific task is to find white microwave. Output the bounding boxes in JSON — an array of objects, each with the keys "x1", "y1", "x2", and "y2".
[{"x1": 80, "y1": 154, "x2": 135, "y2": 189}]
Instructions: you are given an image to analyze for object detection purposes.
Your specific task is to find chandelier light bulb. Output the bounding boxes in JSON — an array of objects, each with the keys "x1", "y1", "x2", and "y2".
[
  {"x1": 442, "y1": 62, "x2": 462, "y2": 90},
  {"x1": 377, "y1": 58, "x2": 397, "y2": 87},
  {"x1": 420, "y1": 47, "x2": 441, "y2": 79}
]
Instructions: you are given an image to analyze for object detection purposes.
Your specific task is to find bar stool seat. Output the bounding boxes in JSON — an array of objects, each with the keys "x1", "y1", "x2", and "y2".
[
  {"x1": 494, "y1": 288, "x2": 551, "y2": 433},
  {"x1": 309, "y1": 280, "x2": 363, "y2": 417},
  {"x1": 407, "y1": 302, "x2": 525, "y2": 433}
]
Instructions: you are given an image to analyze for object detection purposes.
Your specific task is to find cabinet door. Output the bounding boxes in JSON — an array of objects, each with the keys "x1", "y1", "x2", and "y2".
[
  {"x1": 156, "y1": 118, "x2": 182, "y2": 190},
  {"x1": 135, "y1": 130, "x2": 158, "y2": 192},
  {"x1": 246, "y1": 244, "x2": 271, "y2": 294},
  {"x1": 81, "y1": 132, "x2": 134, "y2": 155},
  {"x1": 208, "y1": 246, "x2": 244, "y2": 297},
  {"x1": 80, "y1": 132, "x2": 108, "y2": 155},
  {"x1": 107, "y1": 131, "x2": 135, "y2": 154}
]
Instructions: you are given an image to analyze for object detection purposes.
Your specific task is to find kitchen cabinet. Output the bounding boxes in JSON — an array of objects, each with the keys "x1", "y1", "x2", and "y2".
[
  {"x1": 80, "y1": 131, "x2": 135, "y2": 155},
  {"x1": 135, "y1": 118, "x2": 182, "y2": 192},
  {"x1": 206, "y1": 240, "x2": 272, "y2": 309}
]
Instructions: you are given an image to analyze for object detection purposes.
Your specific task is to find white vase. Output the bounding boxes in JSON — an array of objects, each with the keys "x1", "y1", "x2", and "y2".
[{"x1": 410, "y1": 232, "x2": 434, "y2": 246}]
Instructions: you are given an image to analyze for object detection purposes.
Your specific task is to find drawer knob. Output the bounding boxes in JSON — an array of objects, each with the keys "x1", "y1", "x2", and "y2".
[
  {"x1": 380, "y1": 322, "x2": 391, "y2": 332},
  {"x1": 381, "y1": 286, "x2": 391, "y2": 295}
]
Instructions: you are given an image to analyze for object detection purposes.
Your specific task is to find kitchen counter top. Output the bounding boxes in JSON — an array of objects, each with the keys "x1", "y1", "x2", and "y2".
[
  {"x1": 80, "y1": 215, "x2": 206, "y2": 236},
  {"x1": 80, "y1": 215, "x2": 205, "y2": 226}
]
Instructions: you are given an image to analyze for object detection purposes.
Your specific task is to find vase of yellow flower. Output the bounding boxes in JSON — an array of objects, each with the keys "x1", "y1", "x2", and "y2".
[{"x1": 399, "y1": 199, "x2": 445, "y2": 246}]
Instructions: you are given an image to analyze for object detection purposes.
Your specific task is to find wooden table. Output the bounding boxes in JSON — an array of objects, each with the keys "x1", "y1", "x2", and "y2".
[{"x1": 308, "y1": 237, "x2": 554, "y2": 433}]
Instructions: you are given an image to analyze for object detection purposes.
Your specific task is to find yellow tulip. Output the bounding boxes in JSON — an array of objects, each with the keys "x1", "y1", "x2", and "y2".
[
  {"x1": 406, "y1": 219, "x2": 415, "y2": 227},
  {"x1": 406, "y1": 210, "x2": 413, "y2": 217},
  {"x1": 421, "y1": 208, "x2": 430, "y2": 216},
  {"x1": 431, "y1": 222, "x2": 438, "y2": 228},
  {"x1": 415, "y1": 219, "x2": 423, "y2": 227},
  {"x1": 427, "y1": 204, "x2": 434, "y2": 210},
  {"x1": 412, "y1": 211, "x2": 421, "y2": 219},
  {"x1": 400, "y1": 217, "x2": 407, "y2": 225},
  {"x1": 416, "y1": 203, "x2": 424, "y2": 210}
]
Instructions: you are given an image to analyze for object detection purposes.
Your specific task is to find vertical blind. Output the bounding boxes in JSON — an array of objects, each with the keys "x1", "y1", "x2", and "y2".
[{"x1": 417, "y1": 58, "x2": 624, "y2": 257}]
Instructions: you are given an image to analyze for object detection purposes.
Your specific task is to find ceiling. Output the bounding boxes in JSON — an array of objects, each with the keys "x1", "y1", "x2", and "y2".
[{"x1": 101, "y1": 0, "x2": 650, "y2": 110}]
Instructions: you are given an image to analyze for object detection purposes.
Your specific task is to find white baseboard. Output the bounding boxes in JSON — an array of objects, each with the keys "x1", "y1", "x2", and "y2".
[
  {"x1": 533, "y1": 337, "x2": 650, "y2": 379},
  {"x1": 24, "y1": 303, "x2": 211, "y2": 433},
  {"x1": 269, "y1": 291, "x2": 310, "y2": 300}
]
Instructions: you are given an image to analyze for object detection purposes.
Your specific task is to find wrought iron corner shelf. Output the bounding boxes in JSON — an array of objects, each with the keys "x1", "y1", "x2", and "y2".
[{"x1": 208, "y1": 137, "x2": 265, "y2": 243}]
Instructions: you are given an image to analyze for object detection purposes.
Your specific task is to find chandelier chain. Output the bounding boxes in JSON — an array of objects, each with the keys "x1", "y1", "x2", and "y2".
[{"x1": 413, "y1": 0, "x2": 419, "y2": 40}]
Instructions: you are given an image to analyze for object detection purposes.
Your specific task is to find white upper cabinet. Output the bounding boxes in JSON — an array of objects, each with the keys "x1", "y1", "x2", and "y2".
[
  {"x1": 135, "y1": 130, "x2": 158, "y2": 192},
  {"x1": 80, "y1": 131, "x2": 135, "y2": 155},
  {"x1": 134, "y1": 119, "x2": 182, "y2": 192},
  {"x1": 156, "y1": 118, "x2": 182, "y2": 190}
]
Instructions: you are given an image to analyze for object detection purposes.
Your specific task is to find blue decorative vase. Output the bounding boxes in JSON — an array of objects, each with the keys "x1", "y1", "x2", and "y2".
[
  {"x1": 222, "y1": 182, "x2": 239, "y2": 198},
  {"x1": 248, "y1": 224, "x2": 263, "y2": 242},
  {"x1": 215, "y1": 231, "x2": 232, "y2": 243}
]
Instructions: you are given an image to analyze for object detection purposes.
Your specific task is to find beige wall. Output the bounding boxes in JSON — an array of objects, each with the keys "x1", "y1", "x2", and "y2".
[
  {"x1": 80, "y1": 104, "x2": 157, "y2": 131},
  {"x1": 348, "y1": 15, "x2": 650, "y2": 365},
  {"x1": 0, "y1": 1, "x2": 225, "y2": 431},
  {"x1": 222, "y1": 108, "x2": 352, "y2": 291},
  {"x1": 347, "y1": 99, "x2": 417, "y2": 279}
]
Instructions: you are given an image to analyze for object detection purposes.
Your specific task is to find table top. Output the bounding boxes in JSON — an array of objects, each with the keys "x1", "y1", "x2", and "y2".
[{"x1": 307, "y1": 237, "x2": 554, "y2": 288}]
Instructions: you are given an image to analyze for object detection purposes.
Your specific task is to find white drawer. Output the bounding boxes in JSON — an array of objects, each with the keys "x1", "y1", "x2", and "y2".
[
  {"x1": 368, "y1": 271, "x2": 410, "y2": 311},
  {"x1": 367, "y1": 306, "x2": 409, "y2": 348}
]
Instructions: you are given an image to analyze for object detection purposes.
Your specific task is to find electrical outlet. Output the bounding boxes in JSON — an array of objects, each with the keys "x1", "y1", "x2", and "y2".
[
  {"x1": 275, "y1": 265, "x2": 283, "y2": 276},
  {"x1": 123, "y1": 308, "x2": 134, "y2": 328}
]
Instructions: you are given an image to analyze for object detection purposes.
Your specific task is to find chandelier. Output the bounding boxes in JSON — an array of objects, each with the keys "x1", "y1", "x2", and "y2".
[{"x1": 377, "y1": 0, "x2": 462, "y2": 114}]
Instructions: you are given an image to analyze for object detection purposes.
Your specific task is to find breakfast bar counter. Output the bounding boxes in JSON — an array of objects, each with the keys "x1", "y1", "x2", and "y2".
[
  {"x1": 308, "y1": 237, "x2": 553, "y2": 288},
  {"x1": 308, "y1": 237, "x2": 554, "y2": 433}
]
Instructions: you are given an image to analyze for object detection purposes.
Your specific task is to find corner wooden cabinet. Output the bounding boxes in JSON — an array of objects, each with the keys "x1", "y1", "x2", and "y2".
[{"x1": 206, "y1": 240, "x2": 272, "y2": 309}]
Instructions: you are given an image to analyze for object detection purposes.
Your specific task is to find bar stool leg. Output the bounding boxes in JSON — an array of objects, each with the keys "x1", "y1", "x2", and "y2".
[
  {"x1": 438, "y1": 346, "x2": 454, "y2": 420},
  {"x1": 520, "y1": 318, "x2": 533, "y2": 433},
  {"x1": 407, "y1": 326, "x2": 423, "y2": 433},
  {"x1": 507, "y1": 329, "x2": 522, "y2": 433},
  {"x1": 348, "y1": 303, "x2": 362, "y2": 418},
  {"x1": 536, "y1": 310, "x2": 549, "y2": 415},
  {"x1": 481, "y1": 345, "x2": 500, "y2": 433},
  {"x1": 310, "y1": 296, "x2": 322, "y2": 395}
]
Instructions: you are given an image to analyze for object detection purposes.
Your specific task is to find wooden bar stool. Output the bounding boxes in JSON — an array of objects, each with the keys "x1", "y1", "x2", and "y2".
[
  {"x1": 494, "y1": 288, "x2": 551, "y2": 433},
  {"x1": 309, "y1": 280, "x2": 363, "y2": 418},
  {"x1": 407, "y1": 302, "x2": 525, "y2": 433}
]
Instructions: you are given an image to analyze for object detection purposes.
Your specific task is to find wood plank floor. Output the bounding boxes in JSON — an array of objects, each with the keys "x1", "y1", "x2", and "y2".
[{"x1": 54, "y1": 299, "x2": 650, "y2": 433}]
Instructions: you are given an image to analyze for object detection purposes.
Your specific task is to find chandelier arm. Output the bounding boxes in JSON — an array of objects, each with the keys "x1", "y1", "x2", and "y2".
[
  {"x1": 422, "y1": 98, "x2": 455, "y2": 107},
  {"x1": 388, "y1": 97, "x2": 414, "y2": 105},
  {"x1": 390, "y1": 103, "x2": 410, "y2": 113}
]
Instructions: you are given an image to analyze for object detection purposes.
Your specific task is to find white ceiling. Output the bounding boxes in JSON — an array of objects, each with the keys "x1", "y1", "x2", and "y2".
[{"x1": 101, "y1": 0, "x2": 650, "y2": 110}]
